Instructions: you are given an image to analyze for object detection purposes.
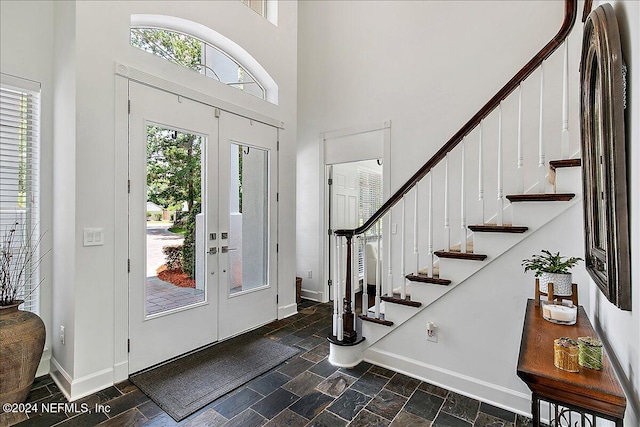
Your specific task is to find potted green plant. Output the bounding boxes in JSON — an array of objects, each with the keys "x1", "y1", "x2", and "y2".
[
  {"x1": 0, "y1": 222, "x2": 48, "y2": 407},
  {"x1": 522, "y1": 250, "x2": 582, "y2": 296}
]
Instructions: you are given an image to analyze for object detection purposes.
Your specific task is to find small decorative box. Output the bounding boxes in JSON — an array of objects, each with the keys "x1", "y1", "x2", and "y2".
[
  {"x1": 554, "y1": 337, "x2": 579, "y2": 372},
  {"x1": 578, "y1": 336, "x2": 603, "y2": 370}
]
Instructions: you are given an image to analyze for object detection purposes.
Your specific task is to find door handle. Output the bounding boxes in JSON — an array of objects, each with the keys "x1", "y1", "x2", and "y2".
[
  {"x1": 221, "y1": 246, "x2": 237, "y2": 253},
  {"x1": 208, "y1": 247, "x2": 217, "y2": 255}
]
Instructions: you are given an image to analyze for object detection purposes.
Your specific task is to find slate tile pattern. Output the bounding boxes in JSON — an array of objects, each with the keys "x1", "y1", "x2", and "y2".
[{"x1": 2, "y1": 300, "x2": 528, "y2": 427}]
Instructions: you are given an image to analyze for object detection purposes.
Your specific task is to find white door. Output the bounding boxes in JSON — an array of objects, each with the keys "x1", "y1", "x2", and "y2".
[
  {"x1": 217, "y1": 111, "x2": 278, "y2": 340},
  {"x1": 128, "y1": 82, "x2": 219, "y2": 373},
  {"x1": 329, "y1": 163, "x2": 360, "y2": 294}
]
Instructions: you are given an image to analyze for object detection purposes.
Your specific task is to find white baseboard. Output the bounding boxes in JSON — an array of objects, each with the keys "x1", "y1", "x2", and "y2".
[
  {"x1": 113, "y1": 361, "x2": 129, "y2": 384},
  {"x1": 301, "y1": 288, "x2": 322, "y2": 301},
  {"x1": 50, "y1": 358, "x2": 114, "y2": 402},
  {"x1": 50, "y1": 357, "x2": 72, "y2": 400},
  {"x1": 278, "y1": 302, "x2": 297, "y2": 319},
  {"x1": 364, "y1": 347, "x2": 532, "y2": 417}
]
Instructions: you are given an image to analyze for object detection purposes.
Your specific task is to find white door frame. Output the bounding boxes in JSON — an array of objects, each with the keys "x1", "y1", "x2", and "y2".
[
  {"x1": 114, "y1": 63, "x2": 282, "y2": 382},
  {"x1": 319, "y1": 121, "x2": 391, "y2": 304}
]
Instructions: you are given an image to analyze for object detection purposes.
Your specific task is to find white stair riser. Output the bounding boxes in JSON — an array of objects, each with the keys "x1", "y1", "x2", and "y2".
[
  {"x1": 554, "y1": 167, "x2": 582, "y2": 193},
  {"x1": 512, "y1": 199, "x2": 578, "y2": 229},
  {"x1": 472, "y1": 232, "x2": 524, "y2": 257},
  {"x1": 438, "y1": 258, "x2": 486, "y2": 283},
  {"x1": 384, "y1": 303, "x2": 421, "y2": 324},
  {"x1": 409, "y1": 284, "x2": 450, "y2": 306}
]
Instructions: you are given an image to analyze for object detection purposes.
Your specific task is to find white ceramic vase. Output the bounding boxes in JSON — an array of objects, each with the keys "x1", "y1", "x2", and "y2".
[{"x1": 539, "y1": 272, "x2": 573, "y2": 296}]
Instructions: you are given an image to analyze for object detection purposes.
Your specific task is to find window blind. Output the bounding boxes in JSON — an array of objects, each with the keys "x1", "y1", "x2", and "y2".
[
  {"x1": 0, "y1": 74, "x2": 41, "y2": 314},
  {"x1": 357, "y1": 167, "x2": 383, "y2": 277}
]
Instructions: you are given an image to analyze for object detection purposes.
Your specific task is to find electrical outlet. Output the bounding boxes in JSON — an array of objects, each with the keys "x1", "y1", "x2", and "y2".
[
  {"x1": 426, "y1": 322, "x2": 438, "y2": 343},
  {"x1": 307, "y1": 270, "x2": 313, "y2": 279},
  {"x1": 59, "y1": 325, "x2": 65, "y2": 345}
]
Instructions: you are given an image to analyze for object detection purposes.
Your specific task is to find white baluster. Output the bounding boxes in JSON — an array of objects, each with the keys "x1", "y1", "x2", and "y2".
[
  {"x1": 351, "y1": 238, "x2": 356, "y2": 331},
  {"x1": 428, "y1": 173, "x2": 434, "y2": 278},
  {"x1": 460, "y1": 139, "x2": 467, "y2": 253},
  {"x1": 538, "y1": 62, "x2": 546, "y2": 193},
  {"x1": 336, "y1": 237, "x2": 343, "y2": 341},
  {"x1": 444, "y1": 154, "x2": 450, "y2": 251},
  {"x1": 387, "y1": 210, "x2": 393, "y2": 297},
  {"x1": 561, "y1": 40, "x2": 569, "y2": 161},
  {"x1": 414, "y1": 185, "x2": 419, "y2": 272},
  {"x1": 478, "y1": 121, "x2": 484, "y2": 224},
  {"x1": 400, "y1": 196, "x2": 406, "y2": 299},
  {"x1": 375, "y1": 220, "x2": 381, "y2": 319},
  {"x1": 517, "y1": 85, "x2": 524, "y2": 194},
  {"x1": 333, "y1": 235, "x2": 339, "y2": 337},
  {"x1": 497, "y1": 103, "x2": 504, "y2": 227},
  {"x1": 362, "y1": 236, "x2": 368, "y2": 317}
]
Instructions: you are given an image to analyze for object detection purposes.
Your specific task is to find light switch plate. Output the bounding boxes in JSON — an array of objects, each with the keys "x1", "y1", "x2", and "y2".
[{"x1": 83, "y1": 228, "x2": 104, "y2": 246}]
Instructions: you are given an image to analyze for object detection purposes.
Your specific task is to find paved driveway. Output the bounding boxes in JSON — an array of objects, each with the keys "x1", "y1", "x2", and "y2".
[{"x1": 146, "y1": 222, "x2": 183, "y2": 277}]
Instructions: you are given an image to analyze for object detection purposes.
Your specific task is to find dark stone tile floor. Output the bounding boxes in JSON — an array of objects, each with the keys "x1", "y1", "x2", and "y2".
[{"x1": 1, "y1": 300, "x2": 532, "y2": 427}]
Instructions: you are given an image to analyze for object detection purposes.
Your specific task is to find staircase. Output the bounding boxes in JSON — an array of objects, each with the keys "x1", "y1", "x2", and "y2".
[{"x1": 328, "y1": 0, "x2": 587, "y2": 370}]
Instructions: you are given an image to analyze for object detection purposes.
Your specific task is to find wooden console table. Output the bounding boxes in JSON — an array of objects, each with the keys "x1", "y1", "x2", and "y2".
[{"x1": 517, "y1": 299, "x2": 626, "y2": 426}]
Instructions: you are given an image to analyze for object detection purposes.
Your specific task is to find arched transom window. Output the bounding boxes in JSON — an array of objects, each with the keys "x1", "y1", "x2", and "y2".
[{"x1": 130, "y1": 15, "x2": 278, "y2": 104}]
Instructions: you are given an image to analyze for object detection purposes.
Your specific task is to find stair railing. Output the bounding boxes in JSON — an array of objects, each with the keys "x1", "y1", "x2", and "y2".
[{"x1": 331, "y1": 0, "x2": 581, "y2": 344}]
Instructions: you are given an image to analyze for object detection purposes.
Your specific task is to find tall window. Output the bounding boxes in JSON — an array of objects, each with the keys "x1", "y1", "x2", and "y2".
[
  {"x1": 242, "y1": 0, "x2": 267, "y2": 17},
  {"x1": 131, "y1": 27, "x2": 266, "y2": 100},
  {"x1": 357, "y1": 165, "x2": 382, "y2": 278},
  {"x1": 0, "y1": 75, "x2": 41, "y2": 313},
  {"x1": 358, "y1": 166, "x2": 383, "y2": 237}
]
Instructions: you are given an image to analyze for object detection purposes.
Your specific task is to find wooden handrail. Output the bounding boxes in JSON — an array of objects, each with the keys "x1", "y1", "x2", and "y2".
[{"x1": 335, "y1": 0, "x2": 578, "y2": 238}]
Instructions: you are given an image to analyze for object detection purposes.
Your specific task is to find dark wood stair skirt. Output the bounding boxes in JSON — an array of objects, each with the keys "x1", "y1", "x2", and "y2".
[
  {"x1": 405, "y1": 274, "x2": 451, "y2": 285},
  {"x1": 506, "y1": 193, "x2": 575, "y2": 202},
  {"x1": 468, "y1": 224, "x2": 528, "y2": 233},
  {"x1": 358, "y1": 314, "x2": 393, "y2": 326},
  {"x1": 434, "y1": 251, "x2": 487, "y2": 261},
  {"x1": 380, "y1": 296, "x2": 422, "y2": 308},
  {"x1": 549, "y1": 159, "x2": 582, "y2": 170}
]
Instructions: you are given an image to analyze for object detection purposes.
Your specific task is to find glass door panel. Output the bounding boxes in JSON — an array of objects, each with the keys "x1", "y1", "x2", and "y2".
[
  {"x1": 145, "y1": 126, "x2": 205, "y2": 316},
  {"x1": 228, "y1": 143, "x2": 269, "y2": 295}
]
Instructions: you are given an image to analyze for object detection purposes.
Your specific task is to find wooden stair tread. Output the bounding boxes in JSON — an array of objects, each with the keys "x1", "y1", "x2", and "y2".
[
  {"x1": 506, "y1": 193, "x2": 575, "y2": 202},
  {"x1": 405, "y1": 274, "x2": 451, "y2": 285},
  {"x1": 468, "y1": 224, "x2": 529, "y2": 233},
  {"x1": 434, "y1": 250, "x2": 487, "y2": 261},
  {"x1": 549, "y1": 159, "x2": 582, "y2": 170},
  {"x1": 380, "y1": 296, "x2": 422, "y2": 308},
  {"x1": 359, "y1": 314, "x2": 393, "y2": 326}
]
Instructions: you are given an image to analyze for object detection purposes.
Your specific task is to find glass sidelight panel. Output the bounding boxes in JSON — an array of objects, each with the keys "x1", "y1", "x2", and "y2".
[
  {"x1": 145, "y1": 125, "x2": 205, "y2": 316},
  {"x1": 228, "y1": 143, "x2": 269, "y2": 295}
]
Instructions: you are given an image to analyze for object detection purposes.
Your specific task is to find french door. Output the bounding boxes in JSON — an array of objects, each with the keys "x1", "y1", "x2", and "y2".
[
  {"x1": 128, "y1": 83, "x2": 279, "y2": 373},
  {"x1": 217, "y1": 111, "x2": 278, "y2": 340},
  {"x1": 128, "y1": 83, "x2": 219, "y2": 373}
]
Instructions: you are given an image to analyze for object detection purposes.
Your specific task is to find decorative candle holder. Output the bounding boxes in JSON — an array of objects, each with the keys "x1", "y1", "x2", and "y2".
[
  {"x1": 578, "y1": 336, "x2": 603, "y2": 370},
  {"x1": 554, "y1": 337, "x2": 579, "y2": 372},
  {"x1": 541, "y1": 300, "x2": 577, "y2": 325}
]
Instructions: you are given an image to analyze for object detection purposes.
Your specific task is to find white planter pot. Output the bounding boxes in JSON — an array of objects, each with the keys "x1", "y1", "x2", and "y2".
[{"x1": 539, "y1": 272, "x2": 573, "y2": 296}]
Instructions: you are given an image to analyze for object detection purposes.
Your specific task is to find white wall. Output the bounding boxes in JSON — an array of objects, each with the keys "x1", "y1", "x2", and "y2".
[
  {"x1": 2, "y1": 0, "x2": 297, "y2": 399},
  {"x1": 587, "y1": 2, "x2": 640, "y2": 425},
  {"x1": 296, "y1": 0, "x2": 582, "y2": 299},
  {"x1": 0, "y1": 0, "x2": 55, "y2": 374}
]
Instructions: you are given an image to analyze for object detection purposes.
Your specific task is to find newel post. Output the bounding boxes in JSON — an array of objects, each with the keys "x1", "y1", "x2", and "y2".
[{"x1": 342, "y1": 235, "x2": 357, "y2": 343}]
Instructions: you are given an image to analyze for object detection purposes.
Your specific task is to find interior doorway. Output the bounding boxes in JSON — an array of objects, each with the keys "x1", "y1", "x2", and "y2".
[
  {"x1": 327, "y1": 160, "x2": 383, "y2": 313},
  {"x1": 322, "y1": 122, "x2": 390, "y2": 306}
]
